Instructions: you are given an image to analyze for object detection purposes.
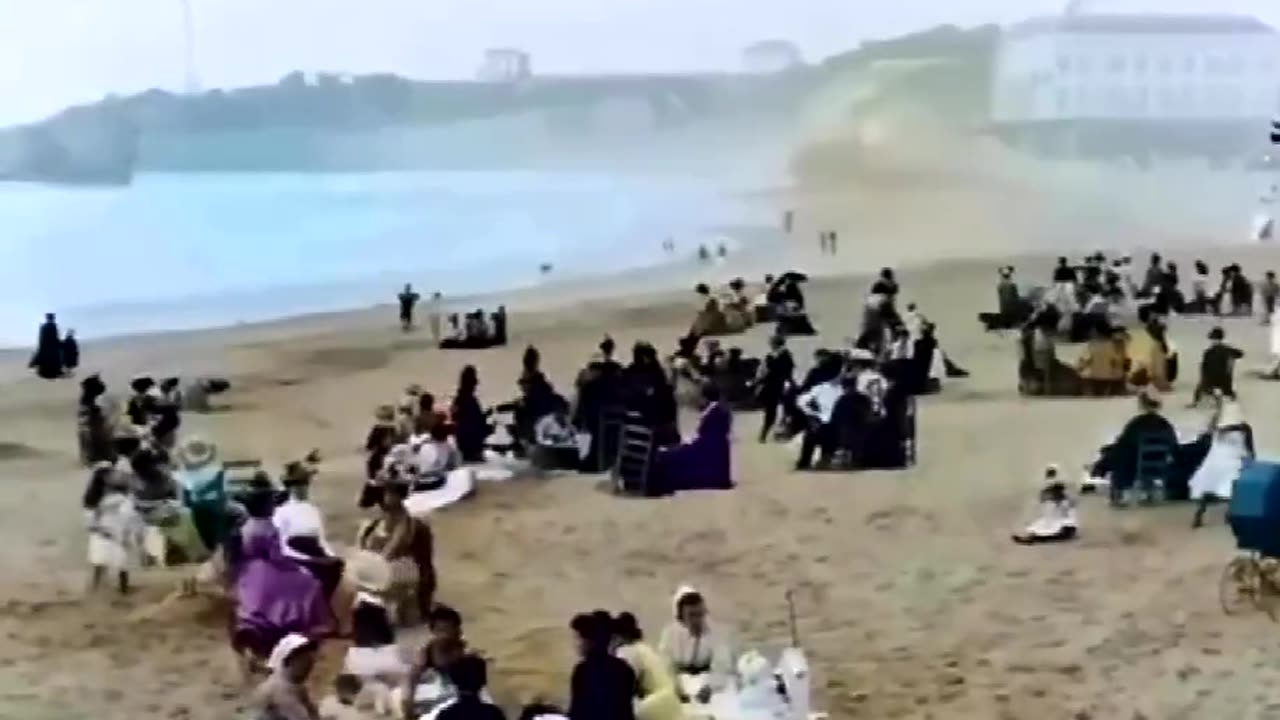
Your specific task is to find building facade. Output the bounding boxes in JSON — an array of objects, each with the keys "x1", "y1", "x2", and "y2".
[
  {"x1": 990, "y1": 13, "x2": 1280, "y2": 161},
  {"x1": 478, "y1": 49, "x2": 532, "y2": 83}
]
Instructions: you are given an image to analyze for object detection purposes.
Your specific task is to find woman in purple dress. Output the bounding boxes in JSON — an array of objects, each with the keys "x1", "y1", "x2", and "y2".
[
  {"x1": 654, "y1": 384, "x2": 733, "y2": 495},
  {"x1": 230, "y1": 487, "x2": 334, "y2": 670}
]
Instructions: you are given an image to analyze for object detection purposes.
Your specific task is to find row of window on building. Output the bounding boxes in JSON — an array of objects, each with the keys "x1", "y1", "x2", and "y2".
[
  {"x1": 1052, "y1": 84, "x2": 1280, "y2": 115},
  {"x1": 1056, "y1": 52, "x2": 1277, "y2": 77}
]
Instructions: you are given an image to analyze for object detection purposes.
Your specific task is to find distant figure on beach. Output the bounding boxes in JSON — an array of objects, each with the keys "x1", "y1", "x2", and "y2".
[
  {"x1": 62, "y1": 330, "x2": 80, "y2": 377},
  {"x1": 716, "y1": 242, "x2": 727, "y2": 260},
  {"x1": 29, "y1": 313, "x2": 63, "y2": 380},
  {"x1": 428, "y1": 292, "x2": 444, "y2": 343},
  {"x1": 782, "y1": 210, "x2": 794, "y2": 234},
  {"x1": 540, "y1": 262, "x2": 554, "y2": 276},
  {"x1": 829, "y1": 231, "x2": 839, "y2": 255},
  {"x1": 662, "y1": 237, "x2": 676, "y2": 255},
  {"x1": 697, "y1": 244, "x2": 710, "y2": 263},
  {"x1": 398, "y1": 284, "x2": 420, "y2": 332}
]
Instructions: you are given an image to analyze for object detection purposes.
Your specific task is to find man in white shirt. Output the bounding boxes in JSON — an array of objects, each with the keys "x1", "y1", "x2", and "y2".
[{"x1": 795, "y1": 375, "x2": 845, "y2": 470}]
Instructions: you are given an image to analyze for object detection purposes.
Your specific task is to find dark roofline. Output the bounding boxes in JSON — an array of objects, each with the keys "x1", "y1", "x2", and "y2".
[{"x1": 1008, "y1": 13, "x2": 1276, "y2": 38}]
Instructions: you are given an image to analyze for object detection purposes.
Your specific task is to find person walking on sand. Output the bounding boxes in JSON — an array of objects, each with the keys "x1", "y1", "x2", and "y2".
[
  {"x1": 829, "y1": 230, "x2": 839, "y2": 255},
  {"x1": 398, "y1": 284, "x2": 420, "y2": 332}
]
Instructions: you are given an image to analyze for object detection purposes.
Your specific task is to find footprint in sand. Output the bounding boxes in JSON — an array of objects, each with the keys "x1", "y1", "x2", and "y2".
[{"x1": 864, "y1": 505, "x2": 938, "y2": 533}]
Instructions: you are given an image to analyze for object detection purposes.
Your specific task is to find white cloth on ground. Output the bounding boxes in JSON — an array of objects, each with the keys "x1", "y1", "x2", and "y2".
[
  {"x1": 404, "y1": 468, "x2": 476, "y2": 516},
  {"x1": 1023, "y1": 500, "x2": 1077, "y2": 538},
  {"x1": 1189, "y1": 428, "x2": 1251, "y2": 500}
]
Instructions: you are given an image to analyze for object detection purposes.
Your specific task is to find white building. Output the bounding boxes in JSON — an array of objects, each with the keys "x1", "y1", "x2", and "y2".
[
  {"x1": 741, "y1": 41, "x2": 804, "y2": 75},
  {"x1": 992, "y1": 13, "x2": 1280, "y2": 123},
  {"x1": 478, "y1": 48, "x2": 532, "y2": 83}
]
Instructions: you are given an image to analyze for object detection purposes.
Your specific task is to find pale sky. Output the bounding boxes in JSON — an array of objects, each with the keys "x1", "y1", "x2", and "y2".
[{"x1": 0, "y1": 0, "x2": 1276, "y2": 125}]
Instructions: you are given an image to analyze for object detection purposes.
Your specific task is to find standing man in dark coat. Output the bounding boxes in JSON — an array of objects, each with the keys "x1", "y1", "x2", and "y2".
[
  {"x1": 398, "y1": 283, "x2": 420, "y2": 332},
  {"x1": 29, "y1": 313, "x2": 63, "y2": 380}
]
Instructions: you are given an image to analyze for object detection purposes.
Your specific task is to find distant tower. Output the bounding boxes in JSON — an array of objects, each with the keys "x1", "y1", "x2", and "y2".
[{"x1": 180, "y1": 0, "x2": 201, "y2": 93}]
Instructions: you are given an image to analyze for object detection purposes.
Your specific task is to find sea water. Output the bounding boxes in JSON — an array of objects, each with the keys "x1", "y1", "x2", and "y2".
[{"x1": 0, "y1": 170, "x2": 765, "y2": 346}]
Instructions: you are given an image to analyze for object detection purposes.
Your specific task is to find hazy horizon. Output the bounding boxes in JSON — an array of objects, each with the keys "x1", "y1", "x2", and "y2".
[{"x1": 1, "y1": 0, "x2": 1277, "y2": 126}]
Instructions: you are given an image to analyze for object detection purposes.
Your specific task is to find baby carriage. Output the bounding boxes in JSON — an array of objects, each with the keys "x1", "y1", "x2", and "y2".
[{"x1": 1221, "y1": 460, "x2": 1280, "y2": 617}]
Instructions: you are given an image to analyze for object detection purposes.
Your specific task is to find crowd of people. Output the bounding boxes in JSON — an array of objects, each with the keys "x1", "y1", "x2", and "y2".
[
  {"x1": 979, "y1": 253, "x2": 1267, "y2": 399},
  {"x1": 61, "y1": 242, "x2": 1280, "y2": 718}
]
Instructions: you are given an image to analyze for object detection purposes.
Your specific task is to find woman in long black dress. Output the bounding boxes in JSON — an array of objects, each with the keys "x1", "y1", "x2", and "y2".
[{"x1": 451, "y1": 366, "x2": 491, "y2": 463}]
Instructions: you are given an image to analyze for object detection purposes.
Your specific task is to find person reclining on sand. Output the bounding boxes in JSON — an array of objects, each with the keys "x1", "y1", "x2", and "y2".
[{"x1": 1012, "y1": 468, "x2": 1078, "y2": 545}]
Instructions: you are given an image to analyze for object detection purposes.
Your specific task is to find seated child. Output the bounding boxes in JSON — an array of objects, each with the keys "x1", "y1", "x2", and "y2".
[
  {"x1": 400, "y1": 605, "x2": 470, "y2": 719},
  {"x1": 345, "y1": 552, "x2": 407, "y2": 714},
  {"x1": 1012, "y1": 467, "x2": 1079, "y2": 545}
]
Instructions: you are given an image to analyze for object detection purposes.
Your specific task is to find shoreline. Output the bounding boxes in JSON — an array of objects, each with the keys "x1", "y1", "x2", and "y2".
[{"x1": 0, "y1": 223, "x2": 784, "y2": 356}]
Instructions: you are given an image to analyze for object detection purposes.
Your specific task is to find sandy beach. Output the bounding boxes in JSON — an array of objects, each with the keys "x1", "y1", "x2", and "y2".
[{"x1": 3, "y1": 110, "x2": 1280, "y2": 718}]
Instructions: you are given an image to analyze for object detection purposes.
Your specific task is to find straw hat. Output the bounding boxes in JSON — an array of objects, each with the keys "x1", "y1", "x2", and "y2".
[
  {"x1": 375, "y1": 405, "x2": 396, "y2": 423},
  {"x1": 347, "y1": 550, "x2": 392, "y2": 593},
  {"x1": 175, "y1": 437, "x2": 219, "y2": 472}
]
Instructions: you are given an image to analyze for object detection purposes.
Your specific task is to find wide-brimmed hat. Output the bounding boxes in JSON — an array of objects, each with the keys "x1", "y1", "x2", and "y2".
[
  {"x1": 405, "y1": 384, "x2": 424, "y2": 397},
  {"x1": 375, "y1": 404, "x2": 396, "y2": 422},
  {"x1": 266, "y1": 633, "x2": 314, "y2": 674},
  {"x1": 347, "y1": 550, "x2": 392, "y2": 593},
  {"x1": 176, "y1": 437, "x2": 219, "y2": 472}
]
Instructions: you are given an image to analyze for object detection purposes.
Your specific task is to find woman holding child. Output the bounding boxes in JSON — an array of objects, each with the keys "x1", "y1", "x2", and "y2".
[{"x1": 355, "y1": 478, "x2": 436, "y2": 623}]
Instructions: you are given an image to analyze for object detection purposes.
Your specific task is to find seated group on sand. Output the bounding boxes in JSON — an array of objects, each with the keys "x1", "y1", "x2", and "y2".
[
  {"x1": 1018, "y1": 312, "x2": 1178, "y2": 397},
  {"x1": 438, "y1": 307, "x2": 508, "y2": 350},
  {"x1": 689, "y1": 275, "x2": 816, "y2": 339},
  {"x1": 980, "y1": 254, "x2": 1280, "y2": 337},
  {"x1": 250, "y1": 582, "x2": 819, "y2": 720}
]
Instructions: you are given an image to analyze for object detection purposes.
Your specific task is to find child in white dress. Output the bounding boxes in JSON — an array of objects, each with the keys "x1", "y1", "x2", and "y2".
[{"x1": 82, "y1": 462, "x2": 144, "y2": 593}]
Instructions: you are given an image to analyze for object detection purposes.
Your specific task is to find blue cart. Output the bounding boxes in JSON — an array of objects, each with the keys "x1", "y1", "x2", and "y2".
[{"x1": 1222, "y1": 460, "x2": 1280, "y2": 617}]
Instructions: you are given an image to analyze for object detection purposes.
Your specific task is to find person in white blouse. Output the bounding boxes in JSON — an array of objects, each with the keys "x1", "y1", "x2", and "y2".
[
  {"x1": 658, "y1": 585, "x2": 734, "y2": 705},
  {"x1": 274, "y1": 462, "x2": 342, "y2": 594}
]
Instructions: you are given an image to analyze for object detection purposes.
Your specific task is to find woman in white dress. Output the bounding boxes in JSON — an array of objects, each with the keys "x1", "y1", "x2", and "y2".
[
  {"x1": 1012, "y1": 468, "x2": 1078, "y2": 545},
  {"x1": 1190, "y1": 398, "x2": 1255, "y2": 528}
]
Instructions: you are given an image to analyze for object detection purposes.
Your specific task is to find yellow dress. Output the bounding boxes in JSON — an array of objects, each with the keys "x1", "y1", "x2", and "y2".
[{"x1": 617, "y1": 641, "x2": 685, "y2": 720}]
